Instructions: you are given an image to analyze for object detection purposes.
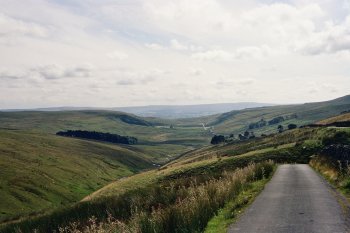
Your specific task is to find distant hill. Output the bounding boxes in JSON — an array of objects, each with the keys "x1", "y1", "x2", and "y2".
[
  {"x1": 112, "y1": 103, "x2": 273, "y2": 118},
  {"x1": 174, "y1": 94, "x2": 350, "y2": 135},
  {"x1": 1, "y1": 102, "x2": 273, "y2": 118}
]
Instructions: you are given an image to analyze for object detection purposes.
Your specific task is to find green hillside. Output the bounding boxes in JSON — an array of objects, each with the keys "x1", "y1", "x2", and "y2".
[
  {"x1": 3, "y1": 125, "x2": 344, "y2": 232},
  {"x1": 178, "y1": 95, "x2": 350, "y2": 136},
  {"x1": 0, "y1": 129, "x2": 153, "y2": 223},
  {"x1": 0, "y1": 95, "x2": 350, "y2": 230}
]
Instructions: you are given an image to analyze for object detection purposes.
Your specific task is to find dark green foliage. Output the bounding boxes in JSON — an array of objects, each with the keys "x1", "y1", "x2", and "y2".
[
  {"x1": 248, "y1": 119, "x2": 267, "y2": 129},
  {"x1": 56, "y1": 130, "x2": 138, "y2": 144},
  {"x1": 277, "y1": 125, "x2": 284, "y2": 133},
  {"x1": 211, "y1": 135, "x2": 225, "y2": 144},
  {"x1": 322, "y1": 131, "x2": 350, "y2": 146},
  {"x1": 268, "y1": 116, "x2": 285, "y2": 125},
  {"x1": 288, "y1": 124, "x2": 297, "y2": 130},
  {"x1": 115, "y1": 114, "x2": 153, "y2": 126}
]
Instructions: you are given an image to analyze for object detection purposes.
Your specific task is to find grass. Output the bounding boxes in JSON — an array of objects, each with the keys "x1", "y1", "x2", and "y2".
[
  {"x1": 309, "y1": 128, "x2": 350, "y2": 196},
  {"x1": 0, "y1": 96, "x2": 349, "y2": 231},
  {"x1": 1, "y1": 161, "x2": 275, "y2": 233},
  {"x1": 0, "y1": 124, "x2": 323, "y2": 232},
  {"x1": 0, "y1": 130, "x2": 153, "y2": 223},
  {"x1": 204, "y1": 178, "x2": 271, "y2": 233},
  {"x1": 317, "y1": 112, "x2": 350, "y2": 124}
]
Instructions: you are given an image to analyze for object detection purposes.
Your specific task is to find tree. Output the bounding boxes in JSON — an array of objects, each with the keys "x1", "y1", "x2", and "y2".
[
  {"x1": 249, "y1": 131, "x2": 255, "y2": 139},
  {"x1": 287, "y1": 124, "x2": 297, "y2": 130},
  {"x1": 229, "y1": 133, "x2": 234, "y2": 138},
  {"x1": 238, "y1": 134, "x2": 246, "y2": 140},
  {"x1": 244, "y1": 131, "x2": 250, "y2": 138},
  {"x1": 277, "y1": 125, "x2": 284, "y2": 133},
  {"x1": 210, "y1": 135, "x2": 225, "y2": 145}
]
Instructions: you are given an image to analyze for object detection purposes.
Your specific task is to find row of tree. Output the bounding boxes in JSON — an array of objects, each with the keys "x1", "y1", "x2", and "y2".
[
  {"x1": 56, "y1": 130, "x2": 138, "y2": 145},
  {"x1": 248, "y1": 114, "x2": 298, "y2": 129}
]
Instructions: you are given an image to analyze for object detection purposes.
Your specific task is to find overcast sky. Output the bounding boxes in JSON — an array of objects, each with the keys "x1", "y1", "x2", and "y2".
[{"x1": 0, "y1": 0, "x2": 349, "y2": 108}]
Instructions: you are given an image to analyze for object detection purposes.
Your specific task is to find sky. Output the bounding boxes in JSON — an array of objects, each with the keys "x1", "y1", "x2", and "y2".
[{"x1": 0, "y1": 0, "x2": 350, "y2": 108}]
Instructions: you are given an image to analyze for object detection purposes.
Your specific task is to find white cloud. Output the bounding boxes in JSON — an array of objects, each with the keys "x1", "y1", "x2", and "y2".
[
  {"x1": 145, "y1": 43, "x2": 164, "y2": 50},
  {"x1": 189, "y1": 68, "x2": 204, "y2": 76},
  {"x1": 0, "y1": 13, "x2": 48, "y2": 39},
  {"x1": 107, "y1": 50, "x2": 128, "y2": 60},
  {"x1": 192, "y1": 49, "x2": 234, "y2": 62},
  {"x1": 297, "y1": 16, "x2": 350, "y2": 54}
]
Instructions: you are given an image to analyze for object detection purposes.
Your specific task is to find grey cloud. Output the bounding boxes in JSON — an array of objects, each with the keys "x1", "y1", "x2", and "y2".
[
  {"x1": 117, "y1": 79, "x2": 135, "y2": 85},
  {"x1": 33, "y1": 64, "x2": 92, "y2": 80},
  {"x1": 0, "y1": 71, "x2": 23, "y2": 80}
]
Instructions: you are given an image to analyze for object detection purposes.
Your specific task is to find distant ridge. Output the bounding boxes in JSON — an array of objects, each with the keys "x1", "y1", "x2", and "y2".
[{"x1": 1, "y1": 102, "x2": 273, "y2": 119}]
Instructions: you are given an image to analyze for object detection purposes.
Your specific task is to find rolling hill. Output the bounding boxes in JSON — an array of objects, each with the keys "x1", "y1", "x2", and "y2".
[
  {"x1": 1, "y1": 102, "x2": 273, "y2": 119},
  {"x1": 176, "y1": 95, "x2": 350, "y2": 136},
  {"x1": 0, "y1": 94, "x2": 349, "y2": 228},
  {"x1": 0, "y1": 129, "x2": 154, "y2": 223},
  {"x1": 4, "y1": 122, "x2": 347, "y2": 232}
]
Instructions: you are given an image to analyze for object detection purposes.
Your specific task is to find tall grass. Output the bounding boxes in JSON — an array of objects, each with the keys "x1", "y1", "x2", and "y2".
[{"x1": 51, "y1": 161, "x2": 274, "y2": 233}]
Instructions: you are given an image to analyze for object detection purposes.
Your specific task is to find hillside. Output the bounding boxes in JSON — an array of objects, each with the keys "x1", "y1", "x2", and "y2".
[
  {"x1": 177, "y1": 95, "x2": 350, "y2": 136},
  {"x1": 0, "y1": 129, "x2": 154, "y2": 223},
  {"x1": 2, "y1": 102, "x2": 272, "y2": 119},
  {"x1": 0, "y1": 111, "x2": 209, "y2": 147},
  {"x1": 113, "y1": 102, "x2": 273, "y2": 118},
  {"x1": 3, "y1": 124, "x2": 345, "y2": 232},
  {"x1": 317, "y1": 112, "x2": 350, "y2": 125},
  {"x1": 0, "y1": 129, "x2": 153, "y2": 223},
  {"x1": 0, "y1": 95, "x2": 349, "y2": 229}
]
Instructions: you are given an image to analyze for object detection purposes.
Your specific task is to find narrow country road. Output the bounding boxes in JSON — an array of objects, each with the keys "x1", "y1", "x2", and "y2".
[{"x1": 228, "y1": 164, "x2": 349, "y2": 233}]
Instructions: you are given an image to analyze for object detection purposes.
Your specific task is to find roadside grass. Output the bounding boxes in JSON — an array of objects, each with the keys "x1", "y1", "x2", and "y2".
[
  {"x1": 309, "y1": 128, "x2": 350, "y2": 197},
  {"x1": 2, "y1": 161, "x2": 275, "y2": 233},
  {"x1": 204, "y1": 178, "x2": 271, "y2": 233},
  {"x1": 310, "y1": 156, "x2": 350, "y2": 197}
]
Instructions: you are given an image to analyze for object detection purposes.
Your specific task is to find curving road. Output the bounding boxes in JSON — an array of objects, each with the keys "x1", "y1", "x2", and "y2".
[{"x1": 228, "y1": 164, "x2": 349, "y2": 233}]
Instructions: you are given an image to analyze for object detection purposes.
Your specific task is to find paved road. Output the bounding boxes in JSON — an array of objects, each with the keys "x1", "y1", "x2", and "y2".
[{"x1": 228, "y1": 164, "x2": 349, "y2": 233}]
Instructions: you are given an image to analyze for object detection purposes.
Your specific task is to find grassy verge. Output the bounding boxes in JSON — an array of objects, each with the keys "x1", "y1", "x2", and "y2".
[
  {"x1": 310, "y1": 156, "x2": 350, "y2": 197},
  {"x1": 1, "y1": 162, "x2": 275, "y2": 233},
  {"x1": 204, "y1": 172, "x2": 274, "y2": 233}
]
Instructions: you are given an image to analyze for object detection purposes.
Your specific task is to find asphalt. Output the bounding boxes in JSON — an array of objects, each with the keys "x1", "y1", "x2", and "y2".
[{"x1": 228, "y1": 164, "x2": 349, "y2": 233}]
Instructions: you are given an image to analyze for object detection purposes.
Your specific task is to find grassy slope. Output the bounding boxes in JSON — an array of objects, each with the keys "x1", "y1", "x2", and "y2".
[
  {"x1": 82, "y1": 127, "x2": 321, "y2": 201},
  {"x1": 0, "y1": 95, "x2": 349, "y2": 229},
  {"x1": 0, "y1": 129, "x2": 153, "y2": 223},
  {"x1": 0, "y1": 111, "x2": 209, "y2": 145},
  {"x1": 0, "y1": 111, "x2": 208, "y2": 223},
  {"x1": 317, "y1": 112, "x2": 350, "y2": 125},
  {"x1": 3, "y1": 124, "x2": 348, "y2": 232},
  {"x1": 178, "y1": 95, "x2": 350, "y2": 135}
]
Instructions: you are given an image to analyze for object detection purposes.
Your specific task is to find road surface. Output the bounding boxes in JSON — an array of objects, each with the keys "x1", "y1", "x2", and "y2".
[{"x1": 228, "y1": 164, "x2": 349, "y2": 233}]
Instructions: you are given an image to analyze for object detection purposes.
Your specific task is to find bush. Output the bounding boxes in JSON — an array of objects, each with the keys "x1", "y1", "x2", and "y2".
[
  {"x1": 211, "y1": 135, "x2": 225, "y2": 145},
  {"x1": 322, "y1": 131, "x2": 350, "y2": 146},
  {"x1": 288, "y1": 124, "x2": 297, "y2": 130}
]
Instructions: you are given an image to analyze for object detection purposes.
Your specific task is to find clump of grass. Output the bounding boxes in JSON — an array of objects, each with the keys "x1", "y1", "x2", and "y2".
[{"x1": 41, "y1": 161, "x2": 274, "y2": 233}]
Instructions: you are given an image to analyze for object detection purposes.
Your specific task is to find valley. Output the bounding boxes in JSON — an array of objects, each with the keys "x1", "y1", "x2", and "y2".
[{"x1": 0, "y1": 95, "x2": 349, "y2": 232}]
